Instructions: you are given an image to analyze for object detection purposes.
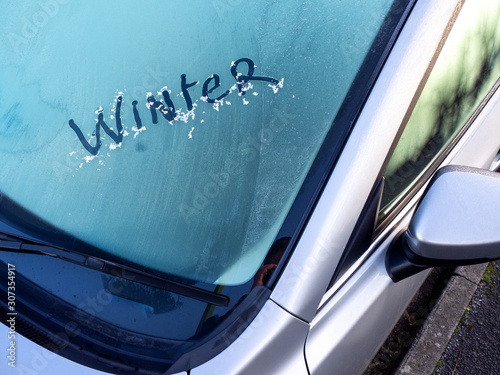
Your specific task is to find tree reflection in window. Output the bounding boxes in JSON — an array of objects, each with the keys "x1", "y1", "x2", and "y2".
[{"x1": 381, "y1": 0, "x2": 500, "y2": 212}]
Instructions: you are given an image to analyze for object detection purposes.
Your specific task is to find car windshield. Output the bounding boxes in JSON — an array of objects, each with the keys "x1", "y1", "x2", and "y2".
[
  {"x1": 0, "y1": 0, "x2": 398, "y2": 285},
  {"x1": 0, "y1": 1, "x2": 412, "y2": 372}
]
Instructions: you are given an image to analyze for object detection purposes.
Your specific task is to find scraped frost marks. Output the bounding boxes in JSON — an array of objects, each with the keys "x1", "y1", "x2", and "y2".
[
  {"x1": 69, "y1": 93, "x2": 133, "y2": 173},
  {"x1": 270, "y1": 78, "x2": 284, "y2": 94},
  {"x1": 68, "y1": 57, "x2": 285, "y2": 173}
]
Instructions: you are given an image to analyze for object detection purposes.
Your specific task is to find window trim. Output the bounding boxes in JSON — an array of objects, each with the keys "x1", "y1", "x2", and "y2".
[
  {"x1": 325, "y1": 0, "x2": 500, "y2": 295},
  {"x1": 377, "y1": 78, "x2": 500, "y2": 235}
]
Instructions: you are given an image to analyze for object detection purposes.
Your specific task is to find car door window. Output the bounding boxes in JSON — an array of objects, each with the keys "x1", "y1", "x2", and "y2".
[{"x1": 380, "y1": 0, "x2": 500, "y2": 221}]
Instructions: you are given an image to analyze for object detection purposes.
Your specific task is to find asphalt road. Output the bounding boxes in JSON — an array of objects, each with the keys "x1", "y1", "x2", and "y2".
[
  {"x1": 365, "y1": 260, "x2": 500, "y2": 375},
  {"x1": 433, "y1": 260, "x2": 500, "y2": 375}
]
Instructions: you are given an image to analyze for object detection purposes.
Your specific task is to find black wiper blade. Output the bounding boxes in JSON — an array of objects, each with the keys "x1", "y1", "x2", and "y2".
[
  {"x1": 0, "y1": 238, "x2": 229, "y2": 307},
  {"x1": 0, "y1": 239, "x2": 88, "y2": 263}
]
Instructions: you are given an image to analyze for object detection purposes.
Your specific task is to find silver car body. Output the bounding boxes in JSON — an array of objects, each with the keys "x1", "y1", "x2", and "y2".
[
  {"x1": 2, "y1": 0, "x2": 500, "y2": 374},
  {"x1": 191, "y1": 0, "x2": 500, "y2": 373}
]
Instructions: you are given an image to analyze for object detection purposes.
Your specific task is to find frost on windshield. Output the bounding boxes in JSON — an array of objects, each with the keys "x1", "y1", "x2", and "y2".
[
  {"x1": 68, "y1": 58, "x2": 283, "y2": 159},
  {"x1": 0, "y1": 0, "x2": 393, "y2": 285}
]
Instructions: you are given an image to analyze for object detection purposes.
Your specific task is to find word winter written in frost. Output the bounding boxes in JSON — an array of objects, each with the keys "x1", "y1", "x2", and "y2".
[{"x1": 69, "y1": 58, "x2": 284, "y2": 156}]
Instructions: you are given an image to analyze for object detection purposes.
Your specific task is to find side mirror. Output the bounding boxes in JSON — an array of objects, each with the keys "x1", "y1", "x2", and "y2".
[{"x1": 386, "y1": 165, "x2": 500, "y2": 282}]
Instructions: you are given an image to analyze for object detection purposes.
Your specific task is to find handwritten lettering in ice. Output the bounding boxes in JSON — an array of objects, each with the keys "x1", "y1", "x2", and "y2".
[{"x1": 69, "y1": 58, "x2": 284, "y2": 157}]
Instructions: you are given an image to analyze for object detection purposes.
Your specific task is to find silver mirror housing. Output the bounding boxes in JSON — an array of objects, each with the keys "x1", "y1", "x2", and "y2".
[{"x1": 387, "y1": 165, "x2": 500, "y2": 282}]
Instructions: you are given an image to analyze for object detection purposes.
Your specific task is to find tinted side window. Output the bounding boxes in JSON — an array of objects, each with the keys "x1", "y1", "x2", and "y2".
[{"x1": 380, "y1": 0, "x2": 500, "y2": 218}]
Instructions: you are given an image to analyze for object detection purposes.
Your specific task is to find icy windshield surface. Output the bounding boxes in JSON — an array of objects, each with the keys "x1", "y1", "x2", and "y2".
[{"x1": 0, "y1": 0, "x2": 393, "y2": 284}]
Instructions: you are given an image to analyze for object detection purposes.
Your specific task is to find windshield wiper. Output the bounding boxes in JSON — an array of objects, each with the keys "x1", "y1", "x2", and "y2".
[{"x1": 0, "y1": 235, "x2": 229, "y2": 306}]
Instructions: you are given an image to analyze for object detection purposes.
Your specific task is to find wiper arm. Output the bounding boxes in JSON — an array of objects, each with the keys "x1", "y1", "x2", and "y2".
[{"x1": 0, "y1": 238, "x2": 229, "y2": 307}]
